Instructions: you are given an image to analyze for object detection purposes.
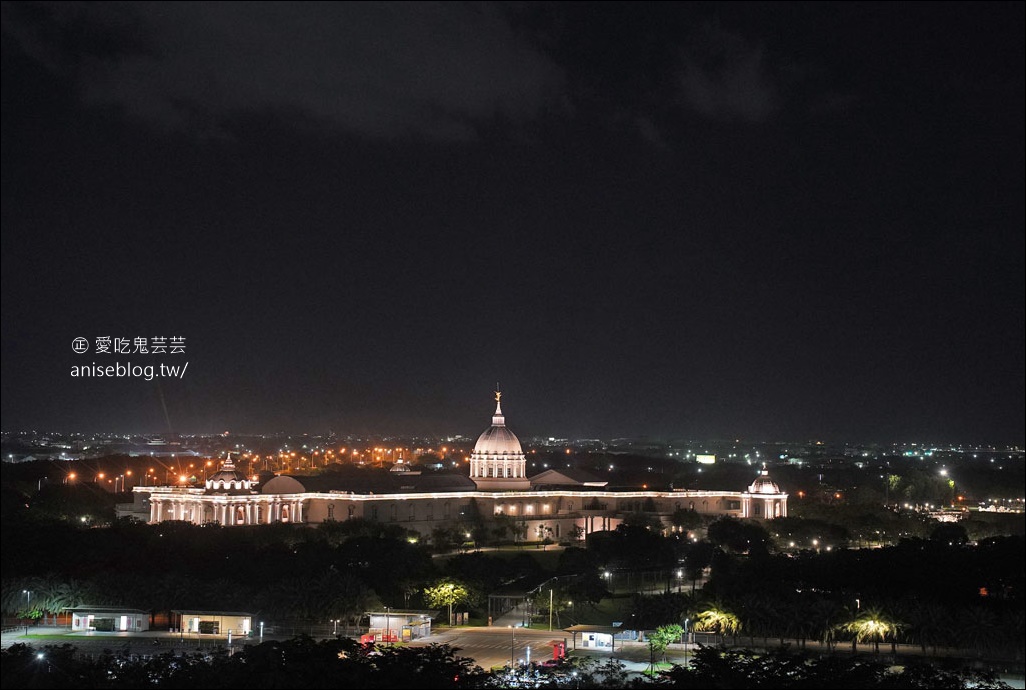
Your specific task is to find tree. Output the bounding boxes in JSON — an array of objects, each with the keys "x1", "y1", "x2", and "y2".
[
  {"x1": 840, "y1": 608, "x2": 899, "y2": 654},
  {"x1": 693, "y1": 602, "x2": 741, "y2": 644},
  {"x1": 670, "y1": 508, "x2": 704, "y2": 532},
  {"x1": 930, "y1": 522, "x2": 969, "y2": 545},
  {"x1": 707, "y1": 517, "x2": 773, "y2": 554},
  {"x1": 423, "y1": 580, "x2": 470, "y2": 628},
  {"x1": 650, "y1": 623, "x2": 684, "y2": 662},
  {"x1": 683, "y1": 541, "x2": 715, "y2": 592}
]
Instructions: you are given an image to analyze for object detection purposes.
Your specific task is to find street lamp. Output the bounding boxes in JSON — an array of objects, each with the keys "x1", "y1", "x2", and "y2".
[
  {"x1": 259, "y1": 621, "x2": 264, "y2": 641},
  {"x1": 23, "y1": 590, "x2": 32, "y2": 615},
  {"x1": 683, "y1": 618, "x2": 689, "y2": 667},
  {"x1": 509, "y1": 625, "x2": 516, "y2": 668}
]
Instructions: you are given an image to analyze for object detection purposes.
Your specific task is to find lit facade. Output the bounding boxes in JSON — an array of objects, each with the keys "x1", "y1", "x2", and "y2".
[{"x1": 124, "y1": 394, "x2": 787, "y2": 538}]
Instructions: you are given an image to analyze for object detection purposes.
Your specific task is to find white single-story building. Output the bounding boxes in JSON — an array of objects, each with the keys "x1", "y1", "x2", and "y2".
[{"x1": 68, "y1": 606, "x2": 149, "y2": 632}]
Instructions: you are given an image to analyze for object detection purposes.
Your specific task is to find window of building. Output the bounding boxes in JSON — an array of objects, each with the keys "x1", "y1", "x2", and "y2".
[{"x1": 327, "y1": 504, "x2": 335, "y2": 520}]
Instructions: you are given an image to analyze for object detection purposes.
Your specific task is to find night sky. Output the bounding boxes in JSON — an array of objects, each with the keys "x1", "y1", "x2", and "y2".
[{"x1": 1, "y1": 3, "x2": 1023, "y2": 443}]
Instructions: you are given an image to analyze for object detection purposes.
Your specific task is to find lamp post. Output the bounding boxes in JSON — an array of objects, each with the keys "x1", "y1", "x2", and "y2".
[
  {"x1": 683, "y1": 618, "x2": 689, "y2": 667},
  {"x1": 259, "y1": 621, "x2": 264, "y2": 641},
  {"x1": 385, "y1": 606, "x2": 390, "y2": 644},
  {"x1": 23, "y1": 590, "x2": 32, "y2": 619},
  {"x1": 548, "y1": 589, "x2": 553, "y2": 632},
  {"x1": 509, "y1": 625, "x2": 515, "y2": 668}
]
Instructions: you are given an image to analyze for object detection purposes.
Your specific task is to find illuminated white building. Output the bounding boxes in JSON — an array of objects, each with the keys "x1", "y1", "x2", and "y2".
[
  {"x1": 468, "y1": 392, "x2": 530, "y2": 491},
  {"x1": 124, "y1": 392, "x2": 787, "y2": 539}
]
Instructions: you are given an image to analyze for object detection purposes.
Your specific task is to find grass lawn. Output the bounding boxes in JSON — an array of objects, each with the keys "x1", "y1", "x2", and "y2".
[
  {"x1": 642, "y1": 661, "x2": 674, "y2": 676},
  {"x1": 567, "y1": 596, "x2": 634, "y2": 626},
  {"x1": 434, "y1": 544, "x2": 566, "y2": 570}
]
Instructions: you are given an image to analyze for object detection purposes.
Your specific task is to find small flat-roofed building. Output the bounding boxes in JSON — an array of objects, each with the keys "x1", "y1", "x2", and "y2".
[
  {"x1": 564, "y1": 624, "x2": 624, "y2": 652},
  {"x1": 173, "y1": 610, "x2": 255, "y2": 637},
  {"x1": 364, "y1": 610, "x2": 436, "y2": 642},
  {"x1": 68, "y1": 606, "x2": 150, "y2": 632}
]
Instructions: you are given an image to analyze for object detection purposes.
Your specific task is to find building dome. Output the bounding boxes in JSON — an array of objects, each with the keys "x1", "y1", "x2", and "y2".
[
  {"x1": 205, "y1": 454, "x2": 253, "y2": 492},
  {"x1": 475, "y1": 424, "x2": 523, "y2": 456},
  {"x1": 469, "y1": 390, "x2": 530, "y2": 490},
  {"x1": 748, "y1": 469, "x2": 780, "y2": 495}
]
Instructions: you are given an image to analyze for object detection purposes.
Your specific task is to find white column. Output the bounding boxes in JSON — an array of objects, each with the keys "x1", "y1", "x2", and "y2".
[{"x1": 297, "y1": 500, "x2": 304, "y2": 523}]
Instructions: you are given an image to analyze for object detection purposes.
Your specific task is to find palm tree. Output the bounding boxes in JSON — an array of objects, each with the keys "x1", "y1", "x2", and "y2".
[
  {"x1": 959, "y1": 606, "x2": 1000, "y2": 658},
  {"x1": 841, "y1": 608, "x2": 895, "y2": 654},
  {"x1": 737, "y1": 593, "x2": 769, "y2": 648},
  {"x1": 791, "y1": 597, "x2": 819, "y2": 650},
  {"x1": 902, "y1": 601, "x2": 950, "y2": 655},
  {"x1": 693, "y1": 601, "x2": 741, "y2": 645},
  {"x1": 809, "y1": 598, "x2": 841, "y2": 652}
]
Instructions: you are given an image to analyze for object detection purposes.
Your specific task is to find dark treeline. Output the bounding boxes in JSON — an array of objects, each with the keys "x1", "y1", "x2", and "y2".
[{"x1": 1, "y1": 639, "x2": 1012, "y2": 689}]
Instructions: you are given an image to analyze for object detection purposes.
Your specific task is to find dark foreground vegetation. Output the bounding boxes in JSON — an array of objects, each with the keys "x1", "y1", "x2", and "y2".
[{"x1": 1, "y1": 637, "x2": 1013, "y2": 689}]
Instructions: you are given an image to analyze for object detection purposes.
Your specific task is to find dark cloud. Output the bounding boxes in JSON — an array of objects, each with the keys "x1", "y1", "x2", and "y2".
[
  {"x1": 3, "y1": 1, "x2": 565, "y2": 140},
  {"x1": 676, "y1": 24, "x2": 779, "y2": 123}
]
